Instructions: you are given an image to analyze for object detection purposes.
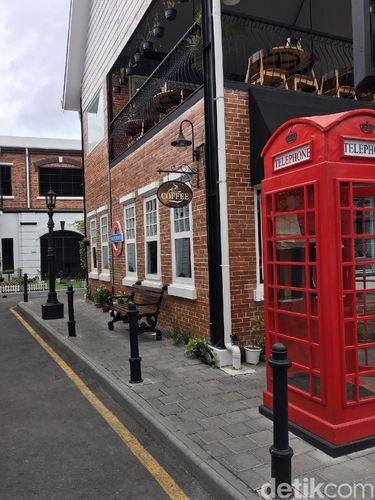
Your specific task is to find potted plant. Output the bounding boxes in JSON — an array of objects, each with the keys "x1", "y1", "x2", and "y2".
[
  {"x1": 95, "y1": 285, "x2": 110, "y2": 308},
  {"x1": 112, "y1": 85, "x2": 121, "y2": 93},
  {"x1": 126, "y1": 58, "x2": 135, "y2": 76},
  {"x1": 152, "y1": 14, "x2": 164, "y2": 38},
  {"x1": 244, "y1": 307, "x2": 265, "y2": 365},
  {"x1": 118, "y1": 67, "x2": 126, "y2": 85},
  {"x1": 185, "y1": 337, "x2": 217, "y2": 367},
  {"x1": 134, "y1": 49, "x2": 143, "y2": 63},
  {"x1": 142, "y1": 39, "x2": 153, "y2": 52},
  {"x1": 163, "y1": 0, "x2": 177, "y2": 21}
]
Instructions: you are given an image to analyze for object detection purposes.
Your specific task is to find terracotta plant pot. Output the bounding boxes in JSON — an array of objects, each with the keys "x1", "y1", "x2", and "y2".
[{"x1": 164, "y1": 7, "x2": 177, "y2": 21}]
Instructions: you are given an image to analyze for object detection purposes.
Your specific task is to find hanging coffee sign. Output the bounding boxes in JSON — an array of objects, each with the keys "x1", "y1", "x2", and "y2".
[{"x1": 157, "y1": 181, "x2": 193, "y2": 208}]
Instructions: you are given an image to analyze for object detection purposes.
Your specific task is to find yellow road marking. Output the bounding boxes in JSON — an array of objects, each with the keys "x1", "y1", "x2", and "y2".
[{"x1": 10, "y1": 307, "x2": 189, "y2": 500}]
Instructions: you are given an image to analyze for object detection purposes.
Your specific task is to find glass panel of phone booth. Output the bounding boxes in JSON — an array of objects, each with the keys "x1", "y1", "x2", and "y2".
[
  {"x1": 265, "y1": 183, "x2": 321, "y2": 400},
  {"x1": 339, "y1": 182, "x2": 375, "y2": 404}
]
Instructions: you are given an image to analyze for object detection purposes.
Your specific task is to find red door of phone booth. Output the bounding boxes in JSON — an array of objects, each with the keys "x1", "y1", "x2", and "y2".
[{"x1": 260, "y1": 109, "x2": 375, "y2": 456}]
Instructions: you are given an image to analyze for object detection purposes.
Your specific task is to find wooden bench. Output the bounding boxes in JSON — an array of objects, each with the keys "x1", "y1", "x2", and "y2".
[{"x1": 106, "y1": 282, "x2": 167, "y2": 340}]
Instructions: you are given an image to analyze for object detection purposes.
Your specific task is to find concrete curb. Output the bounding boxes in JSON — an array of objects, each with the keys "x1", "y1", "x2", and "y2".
[{"x1": 17, "y1": 302, "x2": 259, "y2": 500}]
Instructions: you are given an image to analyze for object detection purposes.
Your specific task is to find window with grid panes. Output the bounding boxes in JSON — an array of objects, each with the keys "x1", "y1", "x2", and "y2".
[
  {"x1": 124, "y1": 205, "x2": 137, "y2": 275},
  {"x1": 100, "y1": 215, "x2": 109, "y2": 271},
  {"x1": 90, "y1": 219, "x2": 97, "y2": 270},
  {"x1": 172, "y1": 205, "x2": 192, "y2": 281},
  {"x1": 39, "y1": 167, "x2": 83, "y2": 197},
  {"x1": 339, "y1": 182, "x2": 375, "y2": 403},
  {"x1": 144, "y1": 197, "x2": 158, "y2": 277}
]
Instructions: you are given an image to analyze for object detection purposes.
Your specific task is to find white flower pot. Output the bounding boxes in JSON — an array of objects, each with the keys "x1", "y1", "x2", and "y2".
[{"x1": 244, "y1": 346, "x2": 262, "y2": 365}]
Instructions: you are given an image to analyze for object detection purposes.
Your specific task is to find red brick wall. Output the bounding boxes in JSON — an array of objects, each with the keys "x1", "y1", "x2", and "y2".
[
  {"x1": 0, "y1": 151, "x2": 27, "y2": 209},
  {"x1": 1, "y1": 150, "x2": 82, "y2": 211},
  {"x1": 29, "y1": 152, "x2": 83, "y2": 210},
  {"x1": 225, "y1": 89, "x2": 258, "y2": 345},
  {"x1": 84, "y1": 81, "x2": 259, "y2": 344}
]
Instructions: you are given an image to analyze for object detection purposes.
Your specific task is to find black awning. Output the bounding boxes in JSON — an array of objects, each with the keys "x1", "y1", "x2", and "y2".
[{"x1": 249, "y1": 85, "x2": 375, "y2": 185}]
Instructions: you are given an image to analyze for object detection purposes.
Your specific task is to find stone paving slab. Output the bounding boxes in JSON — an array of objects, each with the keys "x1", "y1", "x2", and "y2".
[{"x1": 18, "y1": 293, "x2": 375, "y2": 499}]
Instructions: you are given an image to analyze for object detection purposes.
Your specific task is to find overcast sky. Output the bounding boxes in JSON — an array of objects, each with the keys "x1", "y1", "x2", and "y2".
[{"x1": 0, "y1": 0, "x2": 81, "y2": 140}]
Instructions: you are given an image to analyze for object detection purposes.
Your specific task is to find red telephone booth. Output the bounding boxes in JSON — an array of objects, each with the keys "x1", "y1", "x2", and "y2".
[{"x1": 260, "y1": 109, "x2": 375, "y2": 456}]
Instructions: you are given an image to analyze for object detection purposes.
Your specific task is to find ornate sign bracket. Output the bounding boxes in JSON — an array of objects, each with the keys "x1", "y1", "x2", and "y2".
[{"x1": 158, "y1": 163, "x2": 199, "y2": 188}]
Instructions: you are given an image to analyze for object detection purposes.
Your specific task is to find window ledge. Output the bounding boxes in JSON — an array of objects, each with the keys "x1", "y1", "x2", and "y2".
[
  {"x1": 122, "y1": 276, "x2": 139, "y2": 287},
  {"x1": 99, "y1": 272, "x2": 111, "y2": 282},
  {"x1": 88, "y1": 271, "x2": 99, "y2": 279},
  {"x1": 2, "y1": 196, "x2": 14, "y2": 199},
  {"x1": 168, "y1": 283, "x2": 197, "y2": 300},
  {"x1": 37, "y1": 196, "x2": 83, "y2": 200},
  {"x1": 141, "y1": 279, "x2": 163, "y2": 289},
  {"x1": 253, "y1": 284, "x2": 264, "y2": 302}
]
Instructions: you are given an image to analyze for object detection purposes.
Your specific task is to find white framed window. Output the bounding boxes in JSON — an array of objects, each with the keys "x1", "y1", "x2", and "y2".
[
  {"x1": 144, "y1": 196, "x2": 160, "y2": 281},
  {"x1": 100, "y1": 214, "x2": 109, "y2": 273},
  {"x1": 124, "y1": 204, "x2": 137, "y2": 278},
  {"x1": 86, "y1": 89, "x2": 104, "y2": 153},
  {"x1": 89, "y1": 218, "x2": 98, "y2": 279},
  {"x1": 171, "y1": 205, "x2": 194, "y2": 283},
  {"x1": 168, "y1": 203, "x2": 196, "y2": 300},
  {"x1": 254, "y1": 186, "x2": 264, "y2": 301}
]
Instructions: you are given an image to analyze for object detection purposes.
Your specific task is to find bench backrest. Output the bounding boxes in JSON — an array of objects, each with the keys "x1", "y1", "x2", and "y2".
[{"x1": 132, "y1": 283, "x2": 167, "y2": 309}]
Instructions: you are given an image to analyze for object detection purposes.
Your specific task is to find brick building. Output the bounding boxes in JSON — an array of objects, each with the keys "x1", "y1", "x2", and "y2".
[
  {"x1": 62, "y1": 0, "x2": 374, "y2": 365},
  {"x1": 0, "y1": 136, "x2": 83, "y2": 279}
]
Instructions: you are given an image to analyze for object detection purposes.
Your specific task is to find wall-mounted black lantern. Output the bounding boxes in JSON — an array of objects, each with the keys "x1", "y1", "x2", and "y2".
[
  {"x1": 41, "y1": 188, "x2": 64, "y2": 320},
  {"x1": 171, "y1": 119, "x2": 200, "y2": 162}
]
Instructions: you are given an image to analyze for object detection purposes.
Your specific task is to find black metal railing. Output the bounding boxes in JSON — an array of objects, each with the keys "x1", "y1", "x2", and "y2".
[
  {"x1": 109, "y1": 22, "x2": 203, "y2": 163},
  {"x1": 221, "y1": 12, "x2": 353, "y2": 84}
]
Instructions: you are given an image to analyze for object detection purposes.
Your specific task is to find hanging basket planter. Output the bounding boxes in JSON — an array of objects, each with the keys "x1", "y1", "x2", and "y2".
[
  {"x1": 152, "y1": 26, "x2": 164, "y2": 38},
  {"x1": 164, "y1": 7, "x2": 177, "y2": 21},
  {"x1": 153, "y1": 88, "x2": 182, "y2": 113},
  {"x1": 142, "y1": 40, "x2": 153, "y2": 52},
  {"x1": 134, "y1": 51, "x2": 143, "y2": 63},
  {"x1": 124, "y1": 119, "x2": 155, "y2": 137}
]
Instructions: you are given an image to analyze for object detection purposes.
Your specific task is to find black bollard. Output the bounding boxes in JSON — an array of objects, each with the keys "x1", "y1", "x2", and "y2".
[
  {"x1": 128, "y1": 301, "x2": 143, "y2": 384},
  {"x1": 66, "y1": 285, "x2": 76, "y2": 337},
  {"x1": 23, "y1": 273, "x2": 28, "y2": 303},
  {"x1": 268, "y1": 343, "x2": 293, "y2": 497}
]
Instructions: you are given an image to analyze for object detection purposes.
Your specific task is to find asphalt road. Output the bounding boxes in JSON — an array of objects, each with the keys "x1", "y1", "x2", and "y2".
[{"x1": 0, "y1": 294, "x2": 212, "y2": 500}]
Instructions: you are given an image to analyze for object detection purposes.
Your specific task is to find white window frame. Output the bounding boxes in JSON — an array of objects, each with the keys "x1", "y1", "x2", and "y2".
[
  {"x1": 123, "y1": 203, "x2": 138, "y2": 285},
  {"x1": 143, "y1": 195, "x2": 160, "y2": 284},
  {"x1": 88, "y1": 216, "x2": 98, "y2": 279},
  {"x1": 99, "y1": 213, "x2": 110, "y2": 281},
  {"x1": 86, "y1": 88, "x2": 104, "y2": 153},
  {"x1": 168, "y1": 203, "x2": 196, "y2": 300},
  {"x1": 254, "y1": 185, "x2": 264, "y2": 301}
]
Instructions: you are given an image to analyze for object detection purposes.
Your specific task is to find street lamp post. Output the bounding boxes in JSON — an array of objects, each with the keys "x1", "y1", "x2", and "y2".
[{"x1": 41, "y1": 188, "x2": 64, "y2": 320}]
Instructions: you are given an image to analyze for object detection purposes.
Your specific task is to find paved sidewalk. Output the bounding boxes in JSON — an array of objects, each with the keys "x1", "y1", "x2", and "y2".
[{"x1": 18, "y1": 293, "x2": 375, "y2": 499}]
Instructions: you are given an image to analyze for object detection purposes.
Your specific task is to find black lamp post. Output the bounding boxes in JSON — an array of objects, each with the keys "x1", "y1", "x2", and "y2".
[
  {"x1": 171, "y1": 120, "x2": 200, "y2": 162},
  {"x1": 41, "y1": 188, "x2": 64, "y2": 320}
]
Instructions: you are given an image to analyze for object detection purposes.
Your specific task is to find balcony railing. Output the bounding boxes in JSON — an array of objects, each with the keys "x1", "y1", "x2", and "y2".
[{"x1": 109, "y1": 23, "x2": 203, "y2": 163}]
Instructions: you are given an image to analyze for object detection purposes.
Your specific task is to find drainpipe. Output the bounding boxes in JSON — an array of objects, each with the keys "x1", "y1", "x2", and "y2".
[
  {"x1": 25, "y1": 148, "x2": 31, "y2": 208},
  {"x1": 211, "y1": 0, "x2": 232, "y2": 347},
  {"x1": 202, "y1": 0, "x2": 225, "y2": 347},
  {"x1": 202, "y1": 0, "x2": 234, "y2": 356},
  {"x1": 79, "y1": 101, "x2": 89, "y2": 288}
]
